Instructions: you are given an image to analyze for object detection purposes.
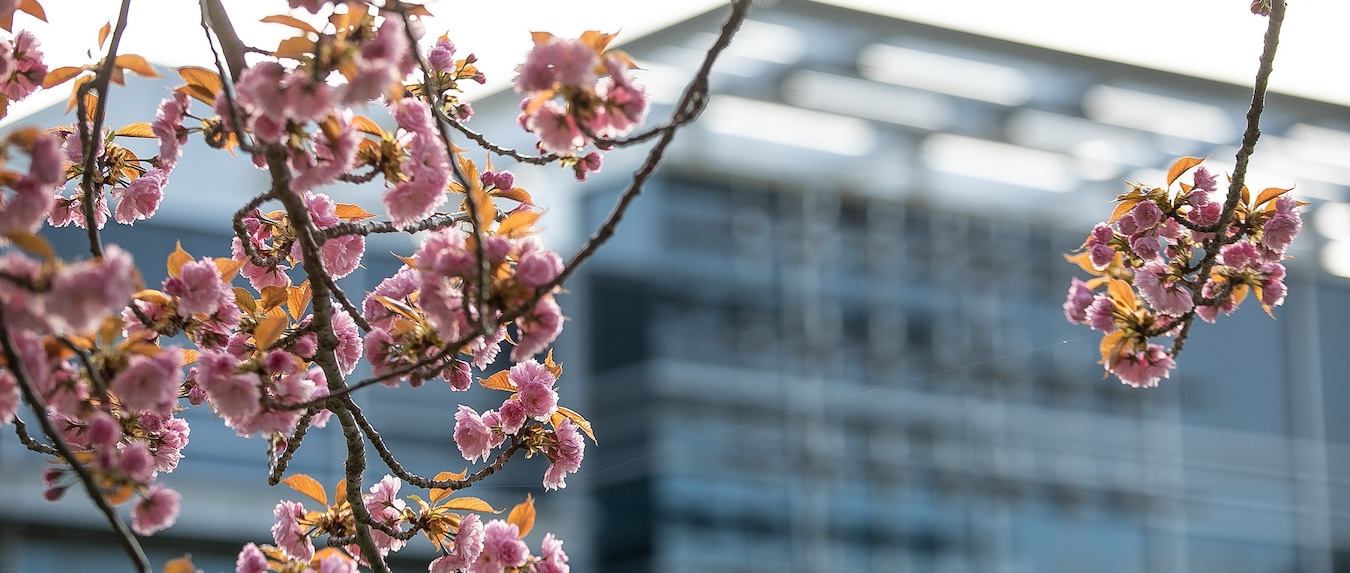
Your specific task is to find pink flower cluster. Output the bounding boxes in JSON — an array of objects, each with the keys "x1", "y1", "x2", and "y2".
[
  {"x1": 452, "y1": 360, "x2": 584, "y2": 490},
  {"x1": 514, "y1": 34, "x2": 650, "y2": 179},
  {"x1": 1065, "y1": 159, "x2": 1302, "y2": 387},
  {"x1": 0, "y1": 129, "x2": 62, "y2": 234},
  {"x1": 0, "y1": 30, "x2": 46, "y2": 102}
]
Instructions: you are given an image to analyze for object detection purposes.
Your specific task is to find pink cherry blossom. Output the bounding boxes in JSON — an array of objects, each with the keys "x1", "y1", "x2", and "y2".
[
  {"x1": 113, "y1": 167, "x2": 168, "y2": 225},
  {"x1": 1260, "y1": 197, "x2": 1302, "y2": 255},
  {"x1": 516, "y1": 246, "x2": 563, "y2": 289},
  {"x1": 515, "y1": 38, "x2": 599, "y2": 93},
  {"x1": 46, "y1": 246, "x2": 137, "y2": 335},
  {"x1": 498, "y1": 398, "x2": 527, "y2": 435},
  {"x1": 235, "y1": 543, "x2": 268, "y2": 573},
  {"x1": 513, "y1": 295, "x2": 564, "y2": 361},
  {"x1": 525, "y1": 102, "x2": 585, "y2": 155},
  {"x1": 1134, "y1": 260, "x2": 1193, "y2": 317},
  {"x1": 428, "y1": 38, "x2": 457, "y2": 72},
  {"x1": 152, "y1": 92, "x2": 190, "y2": 171},
  {"x1": 131, "y1": 484, "x2": 181, "y2": 536},
  {"x1": 472, "y1": 520, "x2": 529, "y2": 573},
  {"x1": 120, "y1": 440, "x2": 156, "y2": 482},
  {"x1": 110, "y1": 347, "x2": 183, "y2": 416},
  {"x1": 1062, "y1": 277, "x2": 1094, "y2": 323},
  {"x1": 272, "y1": 499, "x2": 314, "y2": 561},
  {"x1": 165, "y1": 258, "x2": 229, "y2": 317},
  {"x1": 332, "y1": 311, "x2": 363, "y2": 376},
  {"x1": 535, "y1": 533, "x2": 570, "y2": 573},
  {"x1": 1085, "y1": 294, "x2": 1116, "y2": 333},
  {"x1": 0, "y1": 31, "x2": 46, "y2": 101},
  {"x1": 543, "y1": 419, "x2": 584, "y2": 490},
  {"x1": 1111, "y1": 343, "x2": 1176, "y2": 388},
  {"x1": 0, "y1": 177, "x2": 55, "y2": 234},
  {"x1": 454, "y1": 405, "x2": 494, "y2": 463}
]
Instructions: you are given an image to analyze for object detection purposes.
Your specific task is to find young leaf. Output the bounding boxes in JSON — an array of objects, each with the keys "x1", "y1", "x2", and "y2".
[
  {"x1": 1253, "y1": 186, "x2": 1292, "y2": 209},
  {"x1": 167, "y1": 241, "x2": 193, "y2": 278},
  {"x1": 544, "y1": 349, "x2": 563, "y2": 378},
  {"x1": 4, "y1": 232, "x2": 54, "y2": 262},
  {"x1": 430, "y1": 470, "x2": 468, "y2": 502},
  {"x1": 441, "y1": 497, "x2": 500, "y2": 513},
  {"x1": 507, "y1": 494, "x2": 535, "y2": 538},
  {"x1": 114, "y1": 122, "x2": 156, "y2": 138},
  {"x1": 1107, "y1": 278, "x2": 1137, "y2": 311},
  {"x1": 287, "y1": 280, "x2": 312, "y2": 321},
  {"x1": 491, "y1": 186, "x2": 534, "y2": 205},
  {"x1": 275, "y1": 36, "x2": 316, "y2": 60},
  {"x1": 177, "y1": 67, "x2": 222, "y2": 103},
  {"x1": 253, "y1": 307, "x2": 289, "y2": 350},
  {"x1": 65, "y1": 75, "x2": 95, "y2": 113},
  {"x1": 114, "y1": 54, "x2": 160, "y2": 78},
  {"x1": 479, "y1": 370, "x2": 516, "y2": 391},
  {"x1": 1108, "y1": 198, "x2": 1141, "y2": 224},
  {"x1": 351, "y1": 115, "x2": 383, "y2": 137},
  {"x1": 41, "y1": 66, "x2": 86, "y2": 89},
  {"x1": 97, "y1": 22, "x2": 111, "y2": 48},
  {"x1": 558, "y1": 407, "x2": 597, "y2": 444},
  {"x1": 260, "y1": 286, "x2": 289, "y2": 311},
  {"x1": 233, "y1": 287, "x2": 259, "y2": 314},
  {"x1": 334, "y1": 203, "x2": 377, "y2": 221},
  {"x1": 496, "y1": 210, "x2": 540, "y2": 238},
  {"x1": 280, "y1": 474, "x2": 328, "y2": 506},
  {"x1": 213, "y1": 257, "x2": 244, "y2": 283},
  {"x1": 260, "y1": 14, "x2": 320, "y2": 35},
  {"x1": 18, "y1": 0, "x2": 45, "y2": 22},
  {"x1": 1165, "y1": 156, "x2": 1205, "y2": 187},
  {"x1": 161, "y1": 556, "x2": 195, "y2": 573}
]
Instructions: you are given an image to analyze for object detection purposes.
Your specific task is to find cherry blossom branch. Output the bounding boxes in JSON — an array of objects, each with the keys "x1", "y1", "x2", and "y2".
[
  {"x1": 0, "y1": 321, "x2": 150, "y2": 573},
  {"x1": 392, "y1": 5, "x2": 493, "y2": 336},
  {"x1": 266, "y1": 408, "x2": 316, "y2": 485},
  {"x1": 542, "y1": 0, "x2": 751, "y2": 296},
  {"x1": 435, "y1": 111, "x2": 559, "y2": 164},
  {"x1": 1172, "y1": 0, "x2": 1284, "y2": 356},
  {"x1": 348, "y1": 398, "x2": 521, "y2": 490},
  {"x1": 334, "y1": 405, "x2": 389, "y2": 573},
  {"x1": 73, "y1": 0, "x2": 134, "y2": 258},
  {"x1": 317, "y1": 211, "x2": 470, "y2": 240},
  {"x1": 12, "y1": 417, "x2": 58, "y2": 456}
]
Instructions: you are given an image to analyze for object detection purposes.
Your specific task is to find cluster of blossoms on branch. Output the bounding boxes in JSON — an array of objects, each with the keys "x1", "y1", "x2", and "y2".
[
  {"x1": 0, "y1": 0, "x2": 693, "y2": 569},
  {"x1": 1064, "y1": 157, "x2": 1303, "y2": 388}
]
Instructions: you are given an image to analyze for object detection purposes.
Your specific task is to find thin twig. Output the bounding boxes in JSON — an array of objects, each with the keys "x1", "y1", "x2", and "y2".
[
  {"x1": 74, "y1": 0, "x2": 135, "y2": 257},
  {"x1": 13, "y1": 417, "x2": 58, "y2": 455},
  {"x1": 1171, "y1": 0, "x2": 1284, "y2": 356}
]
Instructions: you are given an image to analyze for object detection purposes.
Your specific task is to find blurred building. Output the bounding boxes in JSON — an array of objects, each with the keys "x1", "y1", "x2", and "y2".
[
  {"x1": 3, "y1": 1, "x2": 1350, "y2": 572},
  {"x1": 474, "y1": 1, "x2": 1350, "y2": 572}
]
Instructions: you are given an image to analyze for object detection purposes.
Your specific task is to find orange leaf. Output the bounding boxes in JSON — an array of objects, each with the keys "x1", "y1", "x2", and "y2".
[
  {"x1": 4, "y1": 232, "x2": 54, "y2": 262},
  {"x1": 495, "y1": 209, "x2": 539, "y2": 238},
  {"x1": 133, "y1": 289, "x2": 172, "y2": 306},
  {"x1": 253, "y1": 307, "x2": 289, "y2": 350},
  {"x1": 167, "y1": 241, "x2": 193, "y2": 278},
  {"x1": 1253, "y1": 186, "x2": 1291, "y2": 209},
  {"x1": 1165, "y1": 156, "x2": 1205, "y2": 187},
  {"x1": 180, "y1": 349, "x2": 198, "y2": 365},
  {"x1": 1108, "y1": 198, "x2": 1141, "y2": 224},
  {"x1": 491, "y1": 186, "x2": 533, "y2": 205},
  {"x1": 334, "y1": 479, "x2": 347, "y2": 506},
  {"x1": 440, "y1": 497, "x2": 500, "y2": 513},
  {"x1": 97, "y1": 22, "x2": 111, "y2": 48},
  {"x1": 287, "y1": 280, "x2": 313, "y2": 321},
  {"x1": 260, "y1": 286, "x2": 289, "y2": 311},
  {"x1": 161, "y1": 555, "x2": 195, "y2": 573},
  {"x1": 275, "y1": 36, "x2": 316, "y2": 59},
  {"x1": 177, "y1": 66, "x2": 221, "y2": 99},
  {"x1": 261, "y1": 14, "x2": 320, "y2": 35},
  {"x1": 1099, "y1": 330, "x2": 1128, "y2": 369},
  {"x1": 430, "y1": 470, "x2": 468, "y2": 502},
  {"x1": 18, "y1": 0, "x2": 44, "y2": 22},
  {"x1": 557, "y1": 407, "x2": 596, "y2": 444},
  {"x1": 579, "y1": 30, "x2": 618, "y2": 54},
  {"x1": 1107, "y1": 278, "x2": 1136, "y2": 311},
  {"x1": 351, "y1": 115, "x2": 383, "y2": 137},
  {"x1": 281, "y1": 474, "x2": 328, "y2": 506},
  {"x1": 507, "y1": 494, "x2": 535, "y2": 538},
  {"x1": 65, "y1": 75, "x2": 95, "y2": 114},
  {"x1": 479, "y1": 370, "x2": 515, "y2": 391},
  {"x1": 114, "y1": 122, "x2": 155, "y2": 138},
  {"x1": 41, "y1": 66, "x2": 86, "y2": 89},
  {"x1": 334, "y1": 203, "x2": 377, "y2": 221},
  {"x1": 544, "y1": 349, "x2": 562, "y2": 378},
  {"x1": 213, "y1": 257, "x2": 244, "y2": 283},
  {"x1": 233, "y1": 287, "x2": 258, "y2": 314},
  {"x1": 114, "y1": 54, "x2": 160, "y2": 78},
  {"x1": 530, "y1": 31, "x2": 556, "y2": 46}
]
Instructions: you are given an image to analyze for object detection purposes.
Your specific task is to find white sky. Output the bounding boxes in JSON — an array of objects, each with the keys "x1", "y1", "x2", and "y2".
[{"x1": 8, "y1": 0, "x2": 1349, "y2": 119}]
